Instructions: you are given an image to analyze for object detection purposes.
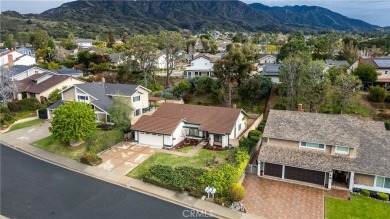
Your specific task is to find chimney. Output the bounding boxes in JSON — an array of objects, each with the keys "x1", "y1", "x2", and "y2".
[
  {"x1": 358, "y1": 57, "x2": 363, "y2": 64},
  {"x1": 7, "y1": 54, "x2": 14, "y2": 67},
  {"x1": 232, "y1": 104, "x2": 237, "y2": 109},
  {"x1": 101, "y1": 77, "x2": 105, "y2": 83},
  {"x1": 298, "y1": 104, "x2": 303, "y2": 112}
]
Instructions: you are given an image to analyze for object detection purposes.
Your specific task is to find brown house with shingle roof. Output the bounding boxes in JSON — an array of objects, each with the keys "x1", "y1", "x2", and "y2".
[
  {"x1": 131, "y1": 103, "x2": 248, "y2": 148},
  {"x1": 16, "y1": 72, "x2": 84, "y2": 103},
  {"x1": 257, "y1": 110, "x2": 390, "y2": 194}
]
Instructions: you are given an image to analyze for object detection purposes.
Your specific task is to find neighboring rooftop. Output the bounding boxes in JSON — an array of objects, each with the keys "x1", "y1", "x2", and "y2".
[
  {"x1": 108, "y1": 53, "x2": 125, "y2": 63},
  {"x1": 259, "y1": 54, "x2": 277, "y2": 59},
  {"x1": 53, "y1": 69, "x2": 83, "y2": 75},
  {"x1": 260, "y1": 110, "x2": 390, "y2": 177},
  {"x1": 262, "y1": 64, "x2": 280, "y2": 75},
  {"x1": 17, "y1": 73, "x2": 75, "y2": 94},
  {"x1": 150, "y1": 103, "x2": 245, "y2": 134},
  {"x1": 193, "y1": 53, "x2": 220, "y2": 63},
  {"x1": 131, "y1": 115, "x2": 182, "y2": 135},
  {"x1": 9, "y1": 65, "x2": 35, "y2": 76},
  {"x1": 373, "y1": 59, "x2": 390, "y2": 68},
  {"x1": 325, "y1": 59, "x2": 349, "y2": 67}
]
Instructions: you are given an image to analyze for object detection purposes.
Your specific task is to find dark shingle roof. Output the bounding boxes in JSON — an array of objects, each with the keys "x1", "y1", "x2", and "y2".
[
  {"x1": 260, "y1": 110, "x2": 390, "y2": 177},
  {"x1": 262, "y1": 64, "x2": 280, "y2": 75},
  {"x1": 72, "y1": 83, "x2": 144, "y2": 112},
  {"x1": 9, "y1": 65, "x2": 34, "y2": 76},
  {"x1": 48, "y1": 100, "x2": 65, "y2": 110},
  {"x1": 131, "y1": 115, "x2": 182, "y2": 135},
  {"x1": 17, "y1": 73, "x2": 73, "y2": 94},
  {"x1": 108, "y1": 53, "x2": 125, "y2": 63},
  {"x1": 149, "y1": 103, "x2": 244, "y2": 134},
  {"x1": 325, "y1": 59, "x2": 349, "y2": 67}
]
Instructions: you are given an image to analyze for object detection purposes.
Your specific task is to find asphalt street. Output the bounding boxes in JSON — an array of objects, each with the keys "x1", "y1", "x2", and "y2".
[{"x1": 0, "y1": 144, "x2": 211, "y2": 219}]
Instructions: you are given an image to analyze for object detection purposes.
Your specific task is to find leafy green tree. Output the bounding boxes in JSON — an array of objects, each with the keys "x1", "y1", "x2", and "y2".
[
  {"x1": 209, "y1": 40, "x2": 218, "y2": 54},
  {"x1": 368, "y1": 86, "x2": 387, "y2": 102},
  {"x1": 109, "y1": 96, "x2": 133, "y2": 132},
  {"x1": 16, "y1": 32, "x2": 30, "y2": 47},
  {"x1": 279, "y1": 53, "x2": 309, "y2": 110},
  {"x1": 228, "y1": 183, "x2": 246, "y2": 202},
  {"x1": 48, "y1": 86, "x2": 67, "y2": 102},
  {"x1": 192, "y1": 76, "x2": 214, "y2": 94},
  {"x1": 302, "y1": 61, "x2": 329, "y2": 112},
  {"x1": 158, "y1": 31, "x2": 185, "y2": 87},
  {"x1": 122, "y1": 32, "x2": 130, "y2": 44},
  {"x1": 214, "y1": 48, "x2": 251, "y2": 107},
  {"x1": 201, "y1": 38, "x2": 209, "y2": 53},
  {"x1": 33, "y1": 29, "x2": 48, "y2": 49},
  {"x1": 239, "y1": 75, "x2": 272, "y2": 104},
  {"x1": 277, "y1": 38, "x2": 310, "y2": 61},
  {"x1": 319, "y1": 30, "x2": 340, "y2": 59},
  {"x1": 107, "y1": 29, "x2": 116, "y2": 48},
  {"x1": 50, "y1": 101, "x2": 97, "y2": 145},
  {"x1": 326, "y1": 66, "x2": 347, "y2": 85},
  {"x1": 129, "y1": 34, "x2": 158, "y2": 87},
  {"x1": 332, "y1": 74, "x2": 362, "y2": 114},
  {"x1": 4, "y1": 34, "x2": 15, "y2": 49},
  {"x1": 47, "y1": 62, "x2": 60, "y2": 70},
  {"x1": 352, "y1": 64, "x2": 380, "y2": 84}
]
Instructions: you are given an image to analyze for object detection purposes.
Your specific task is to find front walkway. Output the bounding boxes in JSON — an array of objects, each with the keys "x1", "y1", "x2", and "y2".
[{"x1": 242, "y1": 174, "x2": 324, "y2": 219}]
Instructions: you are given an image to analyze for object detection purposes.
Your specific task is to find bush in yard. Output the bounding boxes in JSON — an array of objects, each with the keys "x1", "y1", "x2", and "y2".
[
  {"x1": 385, "y1": 122, "x2": 390, "y2": 131},
  {"x1": 360, "y1": 189, "x2": 370, "y2": 197},
  {"x1": 385, "y1": 95, "x2": 390, "y2": 103},
  {"x1": 368, "y1": 86, "x2": 387, "y2": 102},
  {"x1": 228, "y1": 183, "x2": 246, "y2": 202},
  {"x1": 192, "y1": 76, "x2": 213, "y2": 94},
  {"x1": 182, "y1": 93, "x2": 193, "y2": 104},
  {"x1": 377, "y1": 193, "x2": 389, "y2": 201},
  {"x1": 80, "y1": 152, "x2": 102, "y2": 166},
  {"x1": 249, "y1": 136, "x2": 260, "y2": 143},
  {"x1": 7, "y1": 98, "x2": 43, "y2": 112},
  {"x1": 87, "y1": 130, "x2": 123, "y2": 153},
  {"x1": 0, "y1": 106, "x2": 15, "y2": 126},
  {"x1": 248, "y1": 130, "x2": 262, "y2": 138},
  {"x1": 172, "y1": 80, "x2": 191, "y2": 98},
  {"x1": 50, "y1": 101, "x2": 97, "y2": 145}
]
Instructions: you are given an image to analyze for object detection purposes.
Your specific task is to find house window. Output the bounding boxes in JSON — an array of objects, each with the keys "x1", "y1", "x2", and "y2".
[
  {"x1": 214, "y1": 134, "x2": 223, "y2": 143},
  {"x1": 189, "y1": 128, "x2": 199, "y2": 137},
  {"x1": 133, "y1": 96, "x2": 140, "y2": 102},
  {"x1": 385, "y1": 71, "x2": 388, "y2": 74},
  {"x1": 335, "y1": 146, "x2": 349, "y2": 154},
  {"x1": 205, "y1": 63, "x2": 207, "y2": 66},
  {"x1": 77, "y1": 94, "x2": 89, "y2": 102},
  {"x1": 238, "y1": 123, "x2": 241, "y2": 131},
  {"x1": 134, "y1": 109, "x2": 141, "y2": 116},
  {"x1": 375, "y1": 176, "x2": 390, "y2": 189},
  {"x1": 300, "y1": 142, "x2": 325, "y2": 150}
]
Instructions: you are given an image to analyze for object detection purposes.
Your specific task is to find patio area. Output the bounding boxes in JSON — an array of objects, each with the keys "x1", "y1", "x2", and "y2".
[{"x1": 97, "y1": 142, "x2": 158, "y2": 175}]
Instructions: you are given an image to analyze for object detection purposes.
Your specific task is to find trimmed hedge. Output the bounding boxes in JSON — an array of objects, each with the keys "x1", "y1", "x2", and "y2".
[
  {"x1": 87, "y1": 129, "x2": 123, "y2": 153},
  {"x1": 80, "y1": 152, "x2": 102, "y2": 166},
  {"x1": 248, "y1": 130, "x2": 262, "y2": 138},
  {"x1": 377, "y1": 193, "x2": 389, "y2": 201},
  {"x1": 7, "y1": 98, "x2": 44, "y2": 112},
  {"x1": 385, "y1": 122, "x2": 390, "y2": 131},
  {"x1": 360, "y1": 189, "x2": 370, "y2": 197}
]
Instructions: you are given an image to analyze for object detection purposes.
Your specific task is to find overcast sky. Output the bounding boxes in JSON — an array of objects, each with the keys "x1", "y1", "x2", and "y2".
[{"x1": 1, "y1": 0, "x2": 389, "y2": 27}]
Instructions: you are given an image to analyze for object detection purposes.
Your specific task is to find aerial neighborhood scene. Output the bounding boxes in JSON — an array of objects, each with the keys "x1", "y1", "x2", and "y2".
[{"x1": 1, "y1": 0, "x2": 390, "y2": 218}]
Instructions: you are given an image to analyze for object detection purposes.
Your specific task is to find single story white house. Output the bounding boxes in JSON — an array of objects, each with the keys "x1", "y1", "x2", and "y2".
[{"x1": 131, "y1": 103, "x2": 248, "y2": 148}]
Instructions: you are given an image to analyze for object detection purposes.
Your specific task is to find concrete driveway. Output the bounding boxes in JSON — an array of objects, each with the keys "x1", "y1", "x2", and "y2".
[
  {"x1": 0, "y1": 121, "x2": 51, "y2": 145},
  {"x1": 97, "y1": 142, "x2": 158, "y2": 175},
  {"x1": 241, "y1": 174, "x2": 324, "y2": 219}
]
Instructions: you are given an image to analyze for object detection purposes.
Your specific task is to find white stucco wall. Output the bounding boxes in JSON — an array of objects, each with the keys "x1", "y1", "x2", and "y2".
[
  {"x1": 229, "y1": 112, "x2": 247, "y2": 139},
  {"x1": 191, "y1": 57, "x2": 213, "y2": 69},
  {"x1": 259, "y1": 56, "x2": 276, "y2": 64},
  {"x1": 172, "y1": 122, "x2": 185, "y2": 146},
  {"x1": 377, "y1": 68, "x2": 390, "y2": 79},
  {"x1": 38, "y1": 78, "x2": 84, "y2": 99}
]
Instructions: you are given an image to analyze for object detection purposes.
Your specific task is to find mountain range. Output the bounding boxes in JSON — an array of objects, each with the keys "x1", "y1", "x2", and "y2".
[{"x1": 0, "y1": 0, "x2": 384, "y2": 38}]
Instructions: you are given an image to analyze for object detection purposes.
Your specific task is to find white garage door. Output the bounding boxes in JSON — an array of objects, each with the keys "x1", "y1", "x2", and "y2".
[{"x1": 138, "y1": 132, "x2": 164, "y2": 147}]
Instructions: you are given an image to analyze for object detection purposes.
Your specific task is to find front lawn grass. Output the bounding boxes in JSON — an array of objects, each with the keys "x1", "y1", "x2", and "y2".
[
  {"x1": 127, "y1": 149, "x2": 231, "y2": 179},
  {"x1": 176, "y1": 146, "x2": 194, "y2": 153},
  {"x1": 32, "y1": 129, "x2": 123, "y2": 160},
  {"x1": 8, "y1": 119, "x2": 44, "y2": 132},
  {"x1": 325, "y1": 194, "x2": 390, "y2": 219}
]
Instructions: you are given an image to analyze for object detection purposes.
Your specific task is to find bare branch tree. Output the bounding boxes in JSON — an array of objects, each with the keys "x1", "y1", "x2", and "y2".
[{"x1": 0, "y1": 66, "x2": 18, "y2": 106}]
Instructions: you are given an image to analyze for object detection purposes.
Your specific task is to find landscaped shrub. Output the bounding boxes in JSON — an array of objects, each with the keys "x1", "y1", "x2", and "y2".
[
  {"x1": 368, "y1": 86, "x2": 387, "y2": 102},
  {"x1": 80, "y1": 152, "x2": 102, "y2": 166},
  {"x1": 227, "y1": 183, "x2": 246, "y2": 202},
  {"x1": 248, "y1": 130, "x2": 262, "y2": 138},
  {"x1": 7, "y1": 98, "x2": 43, "y2": 112},
  {"x1": 385, "y1": 122, "x2": 390, "y2": 131},
  {"x1": 182, "y1": 93, "x2": 193, "y2": 104},
  {"x1": 192, "y1": 76, "x2": 213, "y2": 94},
  {"x1": 87, "y1": 129, "x2": 123, "y2": 153},
  {"x1": 360, "y1": 189, "x2": 370, "y2": 197},
  {"x1": 215, "y1": 195, "x2": 233, "y2": 206},
  {"x1": 249, "y1": 136, "x2": 260, "y2": 143},
  {"x1": 143, "y1": 165, "x2": 206, "y2": 194},
  {"x1": 172, "y1": 80, "x2": 191, "y2": 98},
  {"x1": 238, "y1": 137, "x2": 257, "y2": 153},
  {"x1": 377, "y1": 193, "x2": 389, "y2": 201},
  {"x1": 0, "y1": 106, "x2": 15, "y2": 126},
  {"x1": 385, "y1": 95, "x2": 390, "y2": 103}
]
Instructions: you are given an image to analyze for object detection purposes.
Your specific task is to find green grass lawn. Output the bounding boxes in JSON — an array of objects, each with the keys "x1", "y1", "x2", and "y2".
[
  {"x1": 325, "y1": 194, "x2": 390, "y2": 219},
  {"x1": 32, "y1": 129, "x2": 123, "y2": 160},
  {"x1": 176, "y1": 146, "x2": 195, "y2": 153},
  {"x1": 8, "y1": 119, "x2": 44, "y2": 132},
  {"x1": 127, "y1": 149, "x2": 231, "y2": 179}
]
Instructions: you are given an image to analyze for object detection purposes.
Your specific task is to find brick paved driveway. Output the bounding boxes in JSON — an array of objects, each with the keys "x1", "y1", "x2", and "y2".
[
  {"x1": 241, "y1": 174, "x2": 324, "y2": 219},
  {"x1": 97, "y1": 142, "x2": 157, "y2": 175}
]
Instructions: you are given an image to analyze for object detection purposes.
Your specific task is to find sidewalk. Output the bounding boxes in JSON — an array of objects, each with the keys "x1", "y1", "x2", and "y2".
[{"x1": 0, "y1": 125, "x2": 261, "y2": 219}]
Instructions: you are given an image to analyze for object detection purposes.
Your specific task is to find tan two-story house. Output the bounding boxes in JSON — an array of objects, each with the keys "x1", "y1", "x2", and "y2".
[
  {"x1": 258, "y1": 109, "x2": 390, "y2": 194},
  {"x1": 47, "y1": 79, "x2": 151, "y2": 123}
]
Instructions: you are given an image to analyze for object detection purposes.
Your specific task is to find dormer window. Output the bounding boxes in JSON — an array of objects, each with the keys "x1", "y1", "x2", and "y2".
[
  {"x1": 300, "y1": 141, "x2": 325, "y2": 150},
  {"x1": 77, "y1": 94, "x2": 89, "y2": 102},
  {"x1": 335, "y1": 146, "x2": 349, "y2": 154}
]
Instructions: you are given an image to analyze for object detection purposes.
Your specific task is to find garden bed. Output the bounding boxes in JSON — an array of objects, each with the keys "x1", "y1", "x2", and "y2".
[{"x1": 203, "y1": 144, "x2": 231, "y2": 151}]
